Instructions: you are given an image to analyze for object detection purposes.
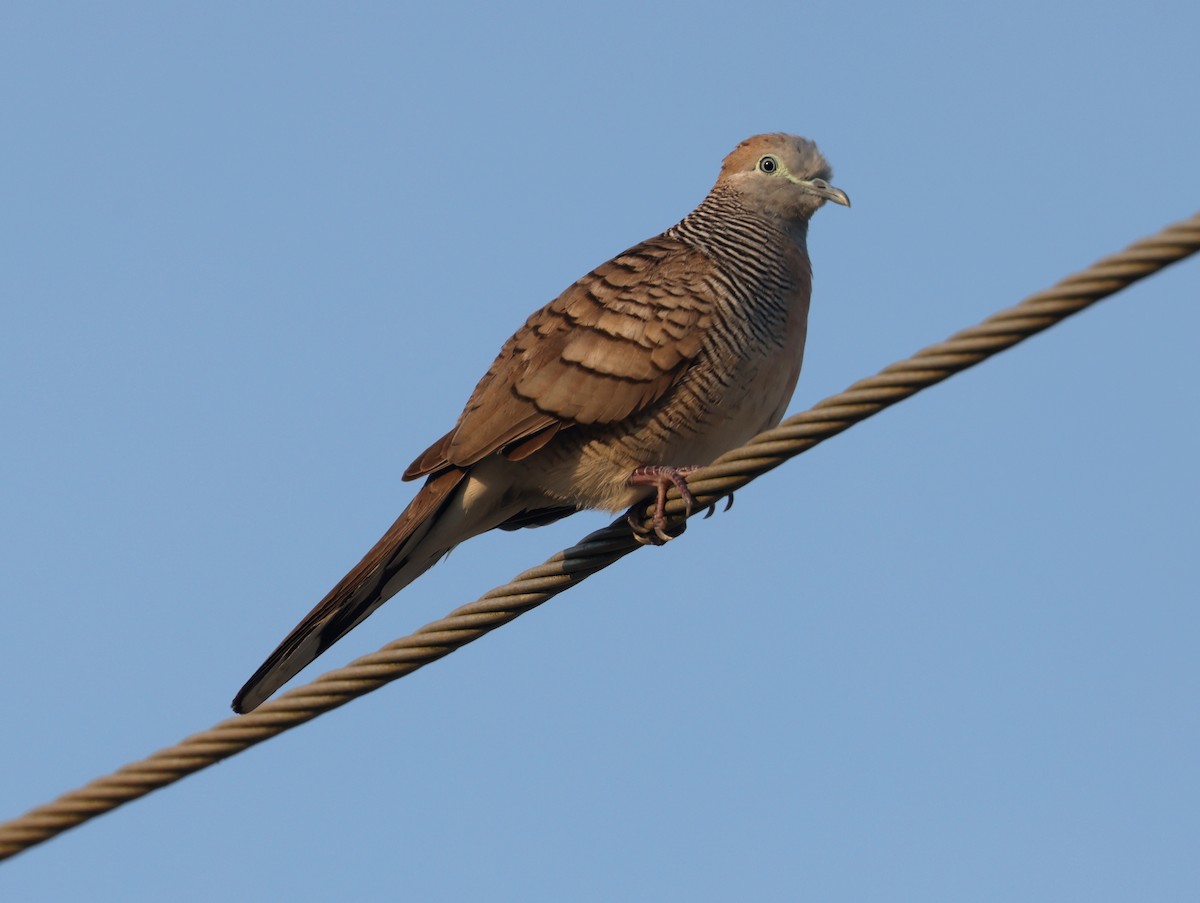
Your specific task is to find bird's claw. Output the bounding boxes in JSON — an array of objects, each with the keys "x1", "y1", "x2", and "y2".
[
  {"x1": 627, "y1": 509, "x2": 686, "y2": 545},
  {"x1": 702, "y1": 492, "x2": 735, "y2": 519},
  {"x1": 626, "y1": 465, "x2": 701, "y2": 544}
]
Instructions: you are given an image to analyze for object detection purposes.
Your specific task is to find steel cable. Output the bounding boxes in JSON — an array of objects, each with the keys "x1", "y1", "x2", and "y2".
[{"x1": 1, "y1": 212, "x2": 1196, "y2": 862}]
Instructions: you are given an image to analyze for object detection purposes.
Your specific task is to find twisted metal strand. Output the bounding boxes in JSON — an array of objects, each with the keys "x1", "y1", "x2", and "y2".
[{"x1": 2, "y1": 212, "x2": 1196, "y2": 862}]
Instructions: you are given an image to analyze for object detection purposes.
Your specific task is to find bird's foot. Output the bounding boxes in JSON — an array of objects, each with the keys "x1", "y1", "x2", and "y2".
[{"x1": 626, "y1": 465, "x2": 701, "y2": 545}]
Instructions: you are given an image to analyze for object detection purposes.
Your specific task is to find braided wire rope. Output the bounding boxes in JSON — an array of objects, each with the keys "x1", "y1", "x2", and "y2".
[{"x1": 2, "y1": 212, "x2": 1197, "y2": 862}]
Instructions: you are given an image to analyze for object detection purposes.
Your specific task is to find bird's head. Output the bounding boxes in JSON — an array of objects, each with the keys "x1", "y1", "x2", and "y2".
[{"x1": 718, "y1": 133, "x2": 850, "y2": 222}]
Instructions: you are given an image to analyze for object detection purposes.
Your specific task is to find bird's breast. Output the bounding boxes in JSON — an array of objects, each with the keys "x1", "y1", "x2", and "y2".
[{"x1": 532, "y1": 265, "x2": 813, "y2": 513}]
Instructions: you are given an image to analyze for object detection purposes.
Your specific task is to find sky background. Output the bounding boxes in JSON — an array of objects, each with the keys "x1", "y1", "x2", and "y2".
[{"x1": 2, "y1": 2, "x2": 1197, "y2": 900}]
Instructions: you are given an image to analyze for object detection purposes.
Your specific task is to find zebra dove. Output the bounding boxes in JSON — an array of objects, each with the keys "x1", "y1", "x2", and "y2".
[{"x1": 233, "y1": 133, "x2": 849, "y2": 713}]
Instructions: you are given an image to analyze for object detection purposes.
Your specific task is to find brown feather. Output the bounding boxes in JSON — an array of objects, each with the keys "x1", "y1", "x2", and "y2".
[
  {"x1": 404, "y1": 236, "x2": 716, "y2": 477},
  {"x1": 232, "y1": 467, "x2": 466, "y2": 712},
  {"x1": 501, "y1": 423, "x2": 561, "y2": 461}
]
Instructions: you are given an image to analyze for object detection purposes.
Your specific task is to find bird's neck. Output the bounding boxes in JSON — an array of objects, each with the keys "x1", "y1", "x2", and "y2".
[{"x1": 669, "y1": 187, "x2": 807, "y2": 260}]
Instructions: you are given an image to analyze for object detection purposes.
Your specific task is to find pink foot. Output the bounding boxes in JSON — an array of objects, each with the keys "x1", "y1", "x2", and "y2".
[{"x1": 626, "y1": 465, "x2": 701, "y2": 544}]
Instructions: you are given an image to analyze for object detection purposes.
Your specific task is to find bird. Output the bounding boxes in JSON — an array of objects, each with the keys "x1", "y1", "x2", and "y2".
[{"x1": 232, "y1": 133, "x2": 849, "y2": 713}]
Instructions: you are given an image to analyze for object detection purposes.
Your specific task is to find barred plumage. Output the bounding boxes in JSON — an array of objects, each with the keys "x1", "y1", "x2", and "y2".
[{"x1": 233, "y1": 133, "x2": 849, "y2": 713}]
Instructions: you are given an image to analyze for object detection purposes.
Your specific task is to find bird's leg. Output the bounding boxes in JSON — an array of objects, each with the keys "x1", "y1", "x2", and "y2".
[{"x1": 626, "y1": 465, "x2": 701, "y2": 544}]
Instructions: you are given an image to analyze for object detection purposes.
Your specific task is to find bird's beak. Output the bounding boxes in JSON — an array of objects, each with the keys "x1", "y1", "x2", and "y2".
[
  {"x1": 801, "y1": 178, "x2": 851, "y2": 208},
  {"x1": 801, "y1": 176, "x2": 849, "y2": 206}
]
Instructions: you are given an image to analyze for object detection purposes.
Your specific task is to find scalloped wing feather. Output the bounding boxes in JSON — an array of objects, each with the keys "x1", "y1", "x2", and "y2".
[{"x1": 404, "y1": 236, "x2": 715, "y2": 479}]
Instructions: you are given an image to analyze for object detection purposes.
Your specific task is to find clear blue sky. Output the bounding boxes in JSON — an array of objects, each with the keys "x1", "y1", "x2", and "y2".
[{"x1": 2, "y1": 2, "x2": 1197, "y2": 900}]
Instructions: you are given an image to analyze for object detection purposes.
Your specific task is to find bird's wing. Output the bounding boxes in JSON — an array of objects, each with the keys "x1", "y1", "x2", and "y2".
[{"x1": 405, "y1": 235, "x2": 715, "y2": 479}]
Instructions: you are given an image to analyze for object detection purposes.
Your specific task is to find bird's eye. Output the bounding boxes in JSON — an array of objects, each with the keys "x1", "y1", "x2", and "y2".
[{"x1": 757, "y1": 155, "x2": 779, "y2": 174}]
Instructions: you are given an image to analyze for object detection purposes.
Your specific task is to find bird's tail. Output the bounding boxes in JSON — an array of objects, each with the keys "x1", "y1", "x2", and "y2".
[{"x1": 232, "y1": 468, "x2": 470, "y2": 713}]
